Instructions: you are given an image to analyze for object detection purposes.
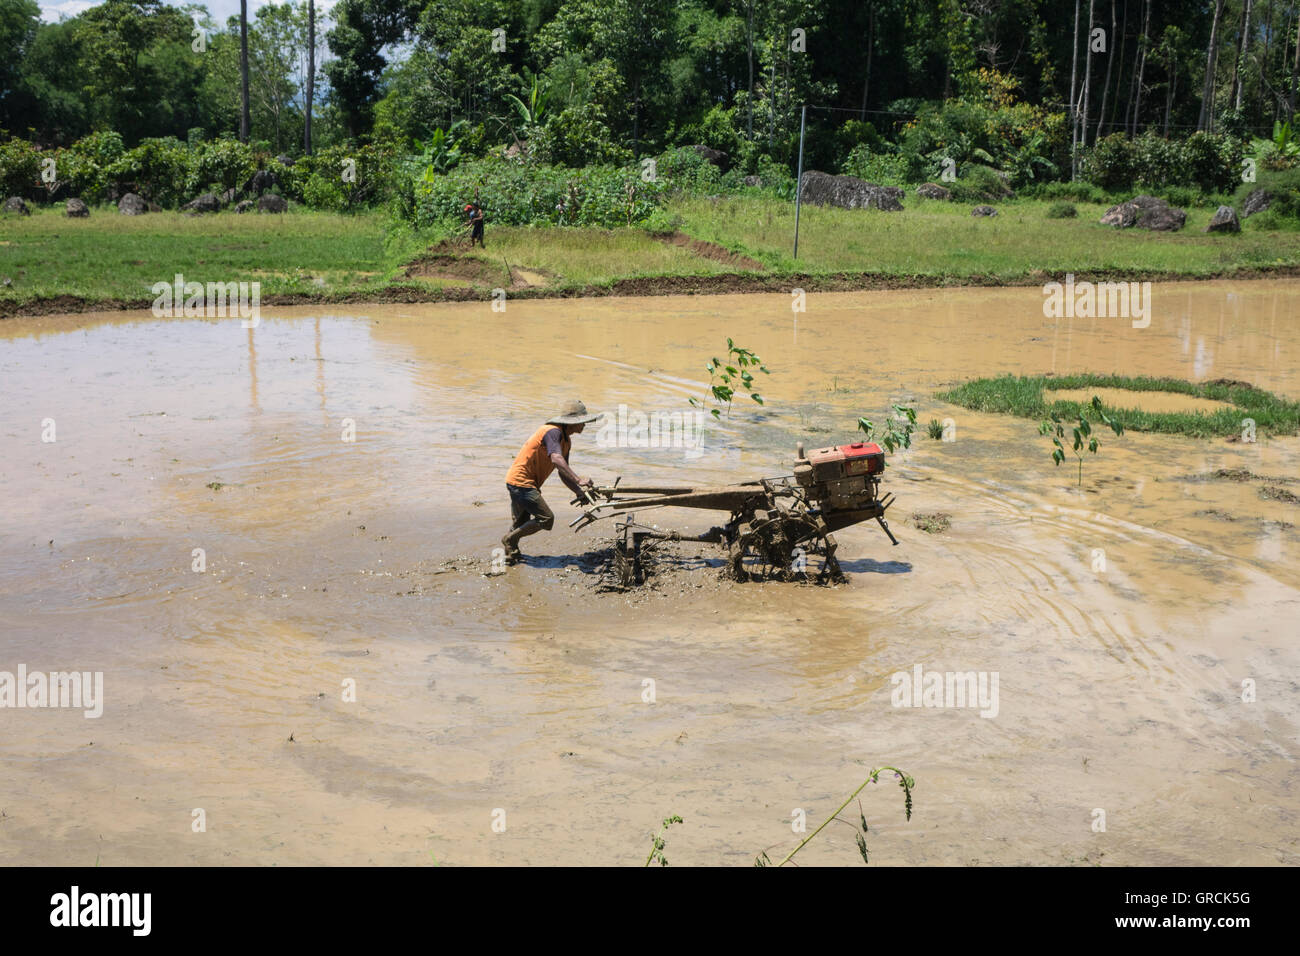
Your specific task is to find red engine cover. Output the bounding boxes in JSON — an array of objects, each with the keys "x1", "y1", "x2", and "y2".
[
  {"x1": 808, "y1": 441, "x2": 885, "y2": 478},
  {"x1": 838, "y1": 441, "x2": 885, "y2": 474}
]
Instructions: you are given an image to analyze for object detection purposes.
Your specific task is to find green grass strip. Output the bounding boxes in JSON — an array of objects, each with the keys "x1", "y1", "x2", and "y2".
[{"x1": 937, "y1": 373, "x2": 1300, "y2": 439}]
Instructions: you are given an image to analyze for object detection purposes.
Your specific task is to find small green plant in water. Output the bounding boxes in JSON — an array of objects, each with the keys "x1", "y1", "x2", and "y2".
[
  {"x1": 754, "y1": 767, "x2": 914, "y2": 867},
  {"x1": 926, "y1": 418, "x2": 944, "y2": 440},
  {"x1": 1039, "y1": 396, "x2": 1124, "y2": 487},
  {"x1": 644, "y1": 814, "x2": 683, "y2": 866},
  {"x1": 857, "y1": 404, "x2": 918, "y2": 458},
  {"x1": 689, "y1": 338, "x2": 769, "y2": 419}
]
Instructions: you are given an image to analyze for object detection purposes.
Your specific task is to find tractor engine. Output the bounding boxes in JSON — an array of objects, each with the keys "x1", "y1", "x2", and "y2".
[{"x1": 793, "y1": 441, "x2": 885, "y2": 513}]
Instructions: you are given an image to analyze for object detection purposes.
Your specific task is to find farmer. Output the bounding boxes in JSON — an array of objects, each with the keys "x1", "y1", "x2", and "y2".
[
  {"x1": 465, "y1": 202, "x2": 485, "y2": 247},
  {"x1": 501, "y1": 400, "x2": 602, "y2": 564}
]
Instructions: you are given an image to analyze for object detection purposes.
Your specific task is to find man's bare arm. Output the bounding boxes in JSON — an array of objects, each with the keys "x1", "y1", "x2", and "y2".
[{"x1": 551, "y1": 452, "x2": 589, "y2": 497}]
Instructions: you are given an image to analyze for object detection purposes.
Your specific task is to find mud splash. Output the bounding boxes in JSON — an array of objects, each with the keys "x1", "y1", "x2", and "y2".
[{"x1": 1, "y1": 280, "x2": 1297, "y2": 866}]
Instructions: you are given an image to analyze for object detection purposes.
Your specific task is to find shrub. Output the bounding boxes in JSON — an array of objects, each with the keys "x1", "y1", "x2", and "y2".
[
  {"x1": 1182, "y1": 131, "x2": 1246, "y2": 193},
  {"x1": 0, "y1": 136, "x2": 42, "y2": 200},
  {"x1": 186, "y1": 138, "x2": 258, "y2": 197},
  {"x1": 842, "y1": 144, "x2": 910, "y2": 184},
  {"x1": 897, "y1": 70, "x2": 1064, "y2": 188},
  {"x1": 1023, "y1": 180, "x2": 1110, "y2": 203},
  {"x1": 1080, "y1": 133, "x2": 1134, "y2": 191},
  {"x1": 947, "y1": 164, "x2": 1012, "y2": 203},
  {"x1": 654, "y1": 145, "x2": 723, "y2": 194},
  {"x1": 529, "y1": 103, "x2": 631, "y2": 168},
  {"x1": 1233, "y1": 166, "x2": 1300, "y2": 221},
  {"x1": 1046, "y1": 201, "x2": 1077, "y2": 218},
  {"x1": 104, "y1": 137, "x2": 191, "y2": 208},
  {"x1": 679, "y1": 104, "x2": 742, "y2": 158},
  {"x1": 409, "y1": 156, "x2": 664, "y2": 230},
  {"x1": 290, "y1": 141, "x2": 402, "y2": 212}
]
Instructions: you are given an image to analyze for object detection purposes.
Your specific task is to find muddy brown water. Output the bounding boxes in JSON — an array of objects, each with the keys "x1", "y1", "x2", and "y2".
[{"x1": 1, "y1": 281, "x2": 1297, "y2": 866}]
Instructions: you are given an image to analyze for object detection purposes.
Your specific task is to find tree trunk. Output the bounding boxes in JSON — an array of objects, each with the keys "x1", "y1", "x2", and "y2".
[
  {"x1": 1070, "y1": 0, "x2": 1080, "y2": 177},
  {"x1": 1132, "y1": 0, "x2": 1150, "y2": 136},
  {"x1": 305, "y1": 0, "x2": 315, "y2": 156},
  {"x1": 1233, "y1": 0, "x2": 1253, "y2": 110},
  {"x1": 240, "y1": 0, "x2": 251, "y2": 143},
  {"x1": 860, "y1": 8, "x2": 874, "y2": 121},
  {"x1": 1081, "y1": 0, "x2": 1096, "y2": 149},
  {"x1": 1292, "y1": 3, "x2": 1300, "y2": 119},
  {"x1": 1096, "y1": 0, "x2": 1116, "y2": 141},
  {"x1": 1199, "y1": 0, "x2": 1225, "y2": 131},
  {"x1": 746, "y1": 1, "x2": 754, "y2": 140},
  {"x1": 1165, "y1": 61, "x2": 1175, "y2": 136},
  {"x1": 1110, "y1": 0, "x2": 1127, "y2": 135}
]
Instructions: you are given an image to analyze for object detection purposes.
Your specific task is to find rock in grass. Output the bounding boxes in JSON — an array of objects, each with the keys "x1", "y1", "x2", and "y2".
[
  {"x1": 690, "y1": 144, "x2": 731, "y2": 172},
  {"x1": 799, "y1": 170, "x2": 904, "y2": 211},
  {"x1": 1100, "y1": 201, "x2": 1139, "y2": 228},
  {"x1": 743, "y1": 175, "x2": 763, "y2": 187},
  {"x1": 65, "y1": 197, "x2": 89, "y2": 217},
  {"x1": 258, "y1": 193, "x2": 288, "y2": 213},
  {"x1": 1242, "y1": 188, "x2": 1272, "y2": 217},
  {"x1": 1100, "y1": 194, "x2": 1186, "y2": 231},
  {"x1": 235, "y1": 199, "x2": 255, "y2": 214},
  {"x1": 118, "y1": 193, "x2": 147, "y2": 215},
  {"x1": 182, "y1": 192, "x2": 221, "y2": 214},
  {"x1": 916, "y1": 182, "x2": 951, "y2": 200},
  {"x1": 1205, "y1": 205, "x2": 1241, "y2": 233},
  {"x1": 3, "y1": 196, "x2": 30, "y2": 215},
  {"x1": 245, "y1": 169, "x2": 278, "y2": 196},
  {"x1": 971, "y1": 204, "x2": 998, "y2": 217}
]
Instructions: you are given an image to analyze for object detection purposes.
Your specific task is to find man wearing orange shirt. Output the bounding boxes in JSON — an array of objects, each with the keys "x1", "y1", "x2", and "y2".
[{"x1": 501, "y1": 399, "x2": 602, "y2": 564}]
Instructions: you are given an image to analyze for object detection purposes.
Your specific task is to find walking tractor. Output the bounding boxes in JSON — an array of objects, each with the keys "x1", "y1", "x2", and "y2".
[{"x1": 570, "y1": 441, "x2": 899, "y2": 586}]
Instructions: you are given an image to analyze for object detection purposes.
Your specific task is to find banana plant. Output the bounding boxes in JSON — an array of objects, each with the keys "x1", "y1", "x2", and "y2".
[
  {"x1": 504, "y1": 73, "x2": 550, "y2": 129},
  {"x1": 417, "y1": 121, "x2": 466, "y2": 180}
]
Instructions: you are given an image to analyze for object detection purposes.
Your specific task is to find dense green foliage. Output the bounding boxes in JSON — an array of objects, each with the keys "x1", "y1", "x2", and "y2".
[{"x1": 7, "y1": 0, "x2": 1300, "y2": 224}]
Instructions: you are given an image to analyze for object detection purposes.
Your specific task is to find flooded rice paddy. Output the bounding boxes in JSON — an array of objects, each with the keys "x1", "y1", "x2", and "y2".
[{"x1": 0, "y1": 281, "x2": 1297, "y2": 865}]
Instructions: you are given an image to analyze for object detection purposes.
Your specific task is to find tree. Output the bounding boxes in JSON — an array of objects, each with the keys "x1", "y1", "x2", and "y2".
[
  {"x1": 325, "y1": 0, "x2": 422, "y2": 138},
  {"x1": 1198, "y1": 0, "x2": 1225, "y2": 132},
  {"x1": 1232, "y1": 0, "x2": 1253, "y2": 111},
  {"x1": 0, "y1": 0, "x2": 39, "y2": 124},
  {"x1": 306, "y1": 0, "x2": 315, "y2": 154},
  {"x1": 240, "y1": 0, "x2": 251, "y2": 142}
]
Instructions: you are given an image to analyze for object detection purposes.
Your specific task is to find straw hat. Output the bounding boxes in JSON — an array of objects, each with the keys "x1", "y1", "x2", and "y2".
[{"x1": 547, "y1": 399, "x2": 603, "y2": 425}]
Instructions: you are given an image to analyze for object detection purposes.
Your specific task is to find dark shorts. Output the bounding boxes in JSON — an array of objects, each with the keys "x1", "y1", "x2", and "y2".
[
  {"x1": 508, "y1": 483, "x2": 554, "y2": 529},
  {"x1": 471, "y1": 221, "x2": 484, "y2": 239}
]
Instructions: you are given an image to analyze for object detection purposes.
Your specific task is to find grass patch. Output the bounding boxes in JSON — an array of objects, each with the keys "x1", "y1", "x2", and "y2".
[
  {"x1": 910, "y1": 512, "x2": 952, "y2": 534},
  {"x1": 10, "y1": 193, "x2": 1300, "y2": 314},
  {"x1": 0, "y1": 207, "x2": 422, "y2": 307},
  {"x1": 668, "y1": 194, "x2": 1300, "y2": 277},
  {"x1": 938, "y1": 374, "x2": 1300, "y2": 439}
]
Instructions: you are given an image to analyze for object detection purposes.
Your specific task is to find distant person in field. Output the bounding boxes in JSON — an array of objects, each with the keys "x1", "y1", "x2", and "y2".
[
  {"x1": 465, "y1": 202, "x2": 485, "y2": 247},
  {"x1": 501, "y1": 400, "x2": 602, "y2": 565}
]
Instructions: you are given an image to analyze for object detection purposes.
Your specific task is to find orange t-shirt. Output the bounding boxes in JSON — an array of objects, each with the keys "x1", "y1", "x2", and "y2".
[{"x1": 506, "y1": 424, "x2": 571, "y2": 489}]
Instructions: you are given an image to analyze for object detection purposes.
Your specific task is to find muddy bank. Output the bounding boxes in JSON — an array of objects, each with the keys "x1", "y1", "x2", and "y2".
[
  {"x1": 11, "y1": 262, "x2": 1300, "y2": 318},
  {"x1": 650, "y1": 231, "x2": 766, "y2": 270}
]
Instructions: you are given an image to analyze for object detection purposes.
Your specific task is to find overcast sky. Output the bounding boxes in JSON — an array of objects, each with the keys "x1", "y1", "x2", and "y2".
[{"x1": 39, "y1": 0, "x2": 339, "y2": 25}]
